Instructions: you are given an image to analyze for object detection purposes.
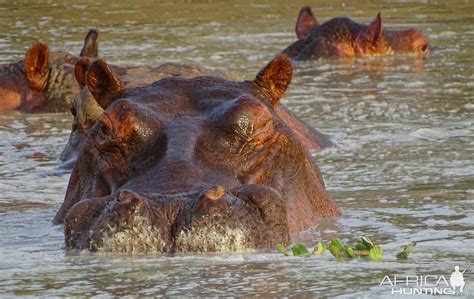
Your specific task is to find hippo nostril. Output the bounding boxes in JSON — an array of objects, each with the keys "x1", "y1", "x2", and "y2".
[
  {"x1": 117, "y1": 190, "x2": 135, "y2": 204},
  {"x1": 195, "y1": 186, "x2": 229, "y2": 213},
  {"x1": 116, "y1": 190, "x2": 153, "y2": 215},
  {"x1": 202, "y1": 186, "x2": 226, "y2": 201}
]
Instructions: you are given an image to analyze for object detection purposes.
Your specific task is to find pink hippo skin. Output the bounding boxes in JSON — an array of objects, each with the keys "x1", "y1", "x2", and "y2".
[
  {"x1": 283, "y1": 6, "x2": 431, "y2": 60},
  {"x1": 0, "y1": 29, "x2": 99, "y2": 112}
]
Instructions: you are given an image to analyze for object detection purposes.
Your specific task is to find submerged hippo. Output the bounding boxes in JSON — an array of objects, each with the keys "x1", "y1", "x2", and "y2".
[
  {"x1": 283, "y1": 6, "x2": 431, "y2": 60},
  {"x1": 53, "y1": 55, "x2": 341, "y2": 252},
  {"x1": 59, "y1": 57, "x2": 333, "y2": 167},
  {"x1": 0, "y1": 29, "x2": 99, "y2": 112}
]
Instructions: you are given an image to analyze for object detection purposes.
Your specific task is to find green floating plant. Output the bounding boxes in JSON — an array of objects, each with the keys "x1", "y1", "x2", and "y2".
[
  {"x1": 312, "y1": 241, "x2": 326, "y2": 255},
  {"x1": 291, "y1": 243, "x2": 311, "y2": 257},
  {"x1": 346, "y1": 246, "x2": 356, "y2": 258},
  {"x1": 351, "y1": 236, "x2": 379, "y2": 258},
  {"x1": 355, "y1": 236, "x2": 374, "y2": 251},
  {"x1": 275, "y1": 243, "x2": 311, "y2": 257},
  {"x1": 328, "y1": 239, "x2": 358, "y2": 259},
  {"x1": 275, "y1": 236, "x2": 394, "y2": 261},
  {"x1": 396, "y1": 242, "x2": 417, "y2": 259},
  {"x1": 329, "y1": 238, "x2": 346, "y2": 259},
  {"x1": 369, "y1": 245, "x2": 383, "y2": 260},
  {"x1": 276, "y1": 243, "x2": 289, "y2": 256}
]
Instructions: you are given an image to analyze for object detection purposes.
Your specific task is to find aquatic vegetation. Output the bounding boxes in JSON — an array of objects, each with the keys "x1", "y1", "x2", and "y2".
[
  {"x1": 369, "y1": 245, "x2": 383, "y2": 260},
  {"x1": 276, "y1": 236, "x2": 413, "y2": 261},
  {"x1": 291, "y1": 244, "x2": 311, "y2": 257},
  {"x1": 396, "y1": 242, "x2": 417, "y2": 259},
  {"x1": 312, "y1": 241, "x2": 326, "y2": 255}
]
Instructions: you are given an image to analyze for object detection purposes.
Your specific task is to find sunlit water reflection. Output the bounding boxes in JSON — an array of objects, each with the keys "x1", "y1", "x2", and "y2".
[{"x1": 0, "y1": 0, "x2": 473, "y2": 297}]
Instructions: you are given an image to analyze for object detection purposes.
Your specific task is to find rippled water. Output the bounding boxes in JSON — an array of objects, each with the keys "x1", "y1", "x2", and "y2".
[{"x1": 1, "y1": 1, "x2": 473, "y2": 297}]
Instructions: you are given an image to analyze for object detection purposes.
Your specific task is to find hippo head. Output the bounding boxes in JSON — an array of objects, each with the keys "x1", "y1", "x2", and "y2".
[
  {"x1": 284, "y1": 8, "x2": 430, "y2": 60},
  {"x1": 54, "y1": 55, "x2": 340, "y2": 252},
  {"x1": 355, "y1": 13, "x2": 430, "y2": 56},
  {"x1": 0, "y1": 29, "x2": 99, "y2": 112}
]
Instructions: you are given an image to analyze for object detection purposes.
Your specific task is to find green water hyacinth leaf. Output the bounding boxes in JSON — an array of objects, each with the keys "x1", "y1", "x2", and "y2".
[
  {"x1": 276, "y1": 244, "x2": 289, "y2": 256},
  {"x1": 369, "y1": 245, "x2": 383, "y2": 260},
  {"x1": 312, "y1": 241, "x2": 326, "y2": 255},
  {"x1": 354, "y1": 242, "x2": 369, "y2": 251},
  {"x1": 291, "y1": 244, "x2": 310, "y2": 257},
  {"x1": 354, "y1": 239, "x2": 370, "y2": 251},
  {"x1": 346, "y1": 246, "x2": 356, "y2": 258},
  {"x1": 396, "y1": 242, "x2": 416, "y2": 259},
  {"x1": 397, "y1": 251, "x2": 409, "y2": 259},
  {"x1": 360, "y1": 236, "x2": 374, "y2": 250},
  {"x1": 329, "y1": 239, "x2": 346, "y2": 259}
]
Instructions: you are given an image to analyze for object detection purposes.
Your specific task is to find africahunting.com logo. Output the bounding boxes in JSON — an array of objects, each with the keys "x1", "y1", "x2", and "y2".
[{"x1": 379, "y1": 264, "x2": 471, "y2": 295}]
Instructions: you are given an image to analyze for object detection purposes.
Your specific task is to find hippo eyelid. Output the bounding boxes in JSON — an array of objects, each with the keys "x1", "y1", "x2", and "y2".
[
  {"x1": 97, "y1": 111, "x2": 114, "y2": 134},
  {"x1": 97, "y1": 122, "x2": 110, "y2": 139}
]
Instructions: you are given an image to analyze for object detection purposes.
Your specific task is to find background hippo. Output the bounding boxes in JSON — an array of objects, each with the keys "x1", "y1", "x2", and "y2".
[
  {"x1": 59, "y1": 57, "x2": 333, "y2": 167},
  {"x1": 0, "y1": 29, "x2": 99, "y2": 112},
  {"x1": 54, "y1": 55, "x2": 341, "y2": 252},
  {"x1": 283, "y1": 6, "x2": 431, "y2": 60}
]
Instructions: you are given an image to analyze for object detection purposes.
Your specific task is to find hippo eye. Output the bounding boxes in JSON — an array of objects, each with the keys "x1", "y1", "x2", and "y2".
[
  {"x1": 70, "y1": 106, "x2": 77, "y2": 117},
  {"x1": 98, "y1": 122, "x2": 110, "y2": 138}
]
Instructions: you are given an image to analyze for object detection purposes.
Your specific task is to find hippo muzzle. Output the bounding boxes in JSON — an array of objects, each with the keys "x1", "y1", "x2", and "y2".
[{"x1": 65, "y1": 184, "x2": 288, "y2": 252}]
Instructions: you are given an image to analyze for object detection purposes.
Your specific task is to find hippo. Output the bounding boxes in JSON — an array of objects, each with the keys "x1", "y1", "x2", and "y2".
[
  {"x1": 0, "y1": 29, "x2": 99, "y2": 112},
  {"x1": 53, "y1": 55, "x2": 341, "y2": 252},
  {"x1": 283, "y1": 6, "x2": 431, "y2": 60},
  {"x1": 59, "y1": 57, "x2": 333, "y2": 167}
]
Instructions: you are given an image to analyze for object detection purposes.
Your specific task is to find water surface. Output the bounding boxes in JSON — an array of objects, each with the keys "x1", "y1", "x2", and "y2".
[{"x1": 0, "y1": 0, "x2": 473, "y2": 297}]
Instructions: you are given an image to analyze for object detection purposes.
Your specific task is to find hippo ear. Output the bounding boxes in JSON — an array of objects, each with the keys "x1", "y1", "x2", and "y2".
[
  {"x1": 254, "y1": 54, "x2": 292, "y2": 106},
  {"x1": 296, "y1": 6, "x2": 318, "y2": 39},
  {"x1": 87, "y1": 59, "x2": 124, "y2": 109},
  {"x1": 365, "y1": 12, "x2": 384, "y2": 43},
  {"x1": 80, "y1": 29, "x2": 99, "y2": 58},
  {"x1": 24, "y1": 42, "x2": 50, "y2": 91},
  {"x1": 75, "y1": 57, "x2": 92, "y2": 89}
]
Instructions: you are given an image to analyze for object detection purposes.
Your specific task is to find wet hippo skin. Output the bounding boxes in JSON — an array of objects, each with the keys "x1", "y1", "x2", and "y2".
[
  {"x1": 53, "y1": 55, "x2": 341, "y2": 253},
  {"x1": 59, "y1": 54, "x2": 333, "y2": 168},
  {"x1": 0, "y1": 29, "x2": 99, "y2": 112},
  {"x1": 58, "y1": 56, "x2": 245, "y2": 166},
  {"x1": 283, "y1": 6, "x2": 431, "y2": 60}
]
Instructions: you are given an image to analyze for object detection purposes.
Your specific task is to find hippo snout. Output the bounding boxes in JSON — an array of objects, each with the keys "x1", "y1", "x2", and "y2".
[
  {"x1": 64, "y1": 184, "x2": 289, "y2": 252},
  {"x1": 174, "y1": 184, "x2": 289, "y2": 252},
  {"x1": 64, "y1": 196, "x2": 113, "y2": 249}
]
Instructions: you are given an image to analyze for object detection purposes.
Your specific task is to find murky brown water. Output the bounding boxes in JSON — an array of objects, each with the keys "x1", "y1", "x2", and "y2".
[{"x1": 1, "y1": 1, "x2": 473, "y2": 297}]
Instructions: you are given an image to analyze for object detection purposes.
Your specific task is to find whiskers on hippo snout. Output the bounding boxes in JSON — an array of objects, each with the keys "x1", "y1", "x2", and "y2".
[{"x1": 95, "y1": 214, "x2": 167, "y2": 253}]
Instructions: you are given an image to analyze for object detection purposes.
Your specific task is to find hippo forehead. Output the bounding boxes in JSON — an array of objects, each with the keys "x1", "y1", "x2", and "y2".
[
  {"x1": 118, "y1": 76, "x2": 255, "y2": 117},
  {"x1": 88, "y1": 72, "x2": 287, "y2": 181}
]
